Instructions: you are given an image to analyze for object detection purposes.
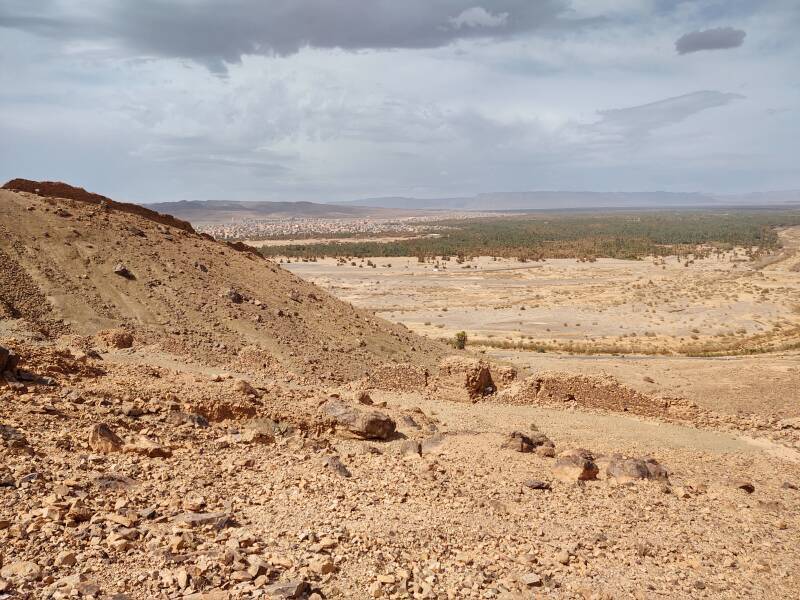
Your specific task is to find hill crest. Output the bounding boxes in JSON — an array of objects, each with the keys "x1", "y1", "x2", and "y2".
[{"x1": 0, "y1": 184, "x2": 447, "y2": 383}]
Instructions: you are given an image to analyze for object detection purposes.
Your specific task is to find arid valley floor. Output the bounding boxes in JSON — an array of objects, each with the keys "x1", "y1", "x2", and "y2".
[
  {"x1": 283, "y1": 228, "x2": 800, "y2": 419},
  {"x1": 1, "y1": 183, "x2": 799, "y2": 600}
]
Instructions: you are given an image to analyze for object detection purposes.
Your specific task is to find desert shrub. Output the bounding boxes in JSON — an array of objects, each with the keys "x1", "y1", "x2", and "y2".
[{"x1": 453, "y1": 331, "x2": 467, "y2": 350}]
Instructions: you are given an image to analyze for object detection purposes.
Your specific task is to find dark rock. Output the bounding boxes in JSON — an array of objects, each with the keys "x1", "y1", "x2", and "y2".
[
  {"x1": 523, "y1": 479, "x2": 552, "y2": 491},
  {"x1": 113, "y1": 263, "x2": 134, "y2": 279},
  {"x1": 502, "y1": 431, "x2": 536, "y2": 453},
  {"x1": 0, "y1": 345, "x2": 19, "y2": 373},
  {"x1": 399, "y1": 414, "x2": 420, "y2": 429},
  {"x1": 502, "y1": 430, "x2": 554, "y2": 453},
  {"x1": 222, "y1": 288, "x2": 243, "y2": 303},
  {"x1": 1, "y1": 424, "x2": 31, "y2": 454},
  {"x1": 263, "y1": 580, "x2": 310, "y2": 599},
  {"x1": 169, "y1": 412, "x2": 210, "y2": 428},
  {"x1": 355, "y1": 390, "x2": 373, "y2": 405}
]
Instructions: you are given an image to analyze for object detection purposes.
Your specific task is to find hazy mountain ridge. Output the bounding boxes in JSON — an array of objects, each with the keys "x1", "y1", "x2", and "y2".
[
  {"x1": 146, "y1": 191, "x2": 800, "y2": 221},
  {"x1": 146, "y1": 199, "x2": 421, "y2": 223},
  {"x1": 346, "y1": 190, "x2": 800, "y2": 210}
]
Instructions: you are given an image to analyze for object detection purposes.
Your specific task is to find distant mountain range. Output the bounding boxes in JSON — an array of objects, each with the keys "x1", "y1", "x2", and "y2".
[
  {"x1": 147, "y1": 191, "x2": 800, "y2": 223},
  {"x1": 146, "y1": 199, "x2": 428, "y2": 224},
  {"x1": 341, "y1": 190, "x2": 800, "y2": 210}
]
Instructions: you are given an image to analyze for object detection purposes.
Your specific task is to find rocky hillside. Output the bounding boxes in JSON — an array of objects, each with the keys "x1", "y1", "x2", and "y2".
[{"x1": 0, "y1": 182, "x2": 447, "y2": 383}]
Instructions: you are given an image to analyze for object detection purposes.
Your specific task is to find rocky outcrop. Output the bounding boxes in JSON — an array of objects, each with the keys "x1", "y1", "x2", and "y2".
[
  {"x1": 2, "y1": 179, "x2": 197, "y2": 234},
  {"x1": 429, "y1": 356, "x2": 497, "y2": 402},
  {"x1": 320, "y1": 396, "x2": 396, "y2": 440},
  {"x1": 592, "y1": 454, "x2": 670, "y2": 483}
]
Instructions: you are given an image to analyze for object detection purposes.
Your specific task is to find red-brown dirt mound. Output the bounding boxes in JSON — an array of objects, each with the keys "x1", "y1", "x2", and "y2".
[
  {"x1": 0, "y1": 185, "x2": 449, "y2": 383},
  {"x1": 2, "y1": 179, "x2": 196, "y2": 234}
]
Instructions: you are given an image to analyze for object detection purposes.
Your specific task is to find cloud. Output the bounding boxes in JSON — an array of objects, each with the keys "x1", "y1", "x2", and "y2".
[
  {"x1": 675, "y1": 27, "x2": 746, "y2": 54},
  {"x1": 0, "y1": 0, "x2": 569, "y2": 71},
  {"x1": 592, "y1": 91, "x2": 744, "y2": 138},
  {"x1": 449, "y1": 7, "x2": 509, "y2": 29},
  {"x1": 1, "y1": 1, "x2": 798, "y2": 198}
]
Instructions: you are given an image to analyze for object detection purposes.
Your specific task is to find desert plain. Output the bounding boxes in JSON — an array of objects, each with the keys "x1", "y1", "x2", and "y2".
[
  {"x1": 282, "y1": 226, "x2": 800, "y2": 419},
  {"x1": 1, "y1": 183, "x2": 799, "y2": 600}
]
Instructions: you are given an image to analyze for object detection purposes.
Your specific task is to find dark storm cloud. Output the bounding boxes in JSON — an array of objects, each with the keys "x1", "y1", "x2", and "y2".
[
  {"x1": 0, "y1": 0, "x2": 570, "y2": 69},
  {"x1": 675, "y1": 27, "x2": 746, "y2": 54}
]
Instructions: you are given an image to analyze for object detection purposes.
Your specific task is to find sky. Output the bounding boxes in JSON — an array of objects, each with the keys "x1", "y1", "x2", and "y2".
[{"x1": 1, "y1": 1, "x2": 798, "y2": 203}]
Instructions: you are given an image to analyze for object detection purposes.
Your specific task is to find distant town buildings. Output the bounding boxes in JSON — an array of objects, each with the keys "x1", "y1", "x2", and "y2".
[{"x1": 197, "y1": 213, "x2": 501, "y2": 240}]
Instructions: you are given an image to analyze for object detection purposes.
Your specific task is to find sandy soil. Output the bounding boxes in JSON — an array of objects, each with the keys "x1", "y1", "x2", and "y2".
[
  {"x1": 284, "y1": 248, "x2": 799, "y2": 354},
  {"x1": 282, "y1": 229, "x2": 800, "y2": 417},
  {"x1": 484, "y1": 350, "x2": 800, "y2": 418}
]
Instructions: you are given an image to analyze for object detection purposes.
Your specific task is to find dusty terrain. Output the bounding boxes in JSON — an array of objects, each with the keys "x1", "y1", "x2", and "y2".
[
  {"x1": 283, "y1": 242, "x2": 800, "y2": 357},
  {"x1": 2, "y1": 183, "x2": 800, "y2": 600},
  {"x1": 282, "y1": 231, "x2": 800, "y2": 418}
]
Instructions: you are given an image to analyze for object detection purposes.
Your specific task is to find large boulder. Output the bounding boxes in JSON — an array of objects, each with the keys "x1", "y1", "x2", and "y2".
[
  {"x1": 599, "y1": 455, "x2": 670, "y2": 483},
  {"x1": 553, "y1": 448, "x2": 599, "y2": 482},
  {"x1": 124, "y1": 435, "x2": 172, "y2": 458},
  {"x1": 606, "y1": 458, "x2": 651, "y2": 484},
  {"x1": 320, "y1": 397, "x2": 396, "y2": 440},
  {"x1": 1, "y1": 560, "x2": 42, "y2": 582},
  {"x1": 501, "y1": 431, "x2": 554, "y2": 453}
]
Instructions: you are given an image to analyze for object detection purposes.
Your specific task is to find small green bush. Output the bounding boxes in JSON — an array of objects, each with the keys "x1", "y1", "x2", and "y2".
[{"x1": 453, "y1": 331, "x2": 467, "y2": 350}]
